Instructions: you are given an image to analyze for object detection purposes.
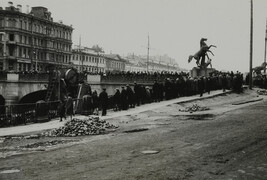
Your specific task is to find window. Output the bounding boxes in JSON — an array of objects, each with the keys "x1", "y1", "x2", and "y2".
[
  {"x1": 20, "y1": 20, "x2": 23, "y2": 29},
  {"x1": 9, "y1": 34, "x2": 14, "y2": 41},
  {"x1": 9, "y1": 62, "x2": 14, "y2": 71},
  {"x1": 19, "y1": 47, "x2": 22, "y2": 57},
  {"x1": 24, "y1": 21, "x2": 27, "y2": 30},
  {"x1": 0, "y1": 19, "x2": 4, "y2": 27},
  {"x1": 0, "y1": 62, "x2": 3, "y2": 70},
  {"x1": 8, "y1": 19, "x2": 16, "y2": 27}
]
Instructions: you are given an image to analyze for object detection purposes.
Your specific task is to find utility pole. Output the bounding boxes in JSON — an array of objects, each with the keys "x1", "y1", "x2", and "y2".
[
  {"x1": 249, "y1": 0, "x2": 253, "y2": 89},
  {"x1": 147, "y1": 34, "x2": 149, "y2": 72},
  {"x1": 264, "y1": 19, "x2": 267, "y2": 74},
  {"x1": 79, "y1": 35, "x2": 81, "y2": 72}
]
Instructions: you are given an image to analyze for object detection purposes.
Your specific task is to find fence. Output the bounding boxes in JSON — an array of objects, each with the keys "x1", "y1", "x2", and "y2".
[{"x1": 0, "y1": 100, "x2": 60, "y2": 127}]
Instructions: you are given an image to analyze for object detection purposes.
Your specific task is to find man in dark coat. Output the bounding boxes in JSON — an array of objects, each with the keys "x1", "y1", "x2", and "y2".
[
  {"x1": 126, "y1": 85, "x2": 135, "y2": 108},
  {"x1": 113, "y1": 88, "x2": 121, "y2": 111},
  {"x1": 120, "y1": 86, "x2": 128, "y2": 110},
  {"x1": 92, "y1": 90, "x2": 99, "y2": 115},
  {"x1": 99, "y1": 88, "x2": 108, "y2": 116},
  {"x1": 152, "y1": 80, "x2": 160, "y2": 102},
  {"x1": 65, "y1": 94, "x2": 74, "y2": 120},
  {"x1": 59, "y1": 100, "x2": 66, "y2": 122},
  {"x1": 198, "y1": 76, "x2": 205, "y2": 97},
  {"x1": 134, "y1": 82, "x2": 141, "y2": 106}
]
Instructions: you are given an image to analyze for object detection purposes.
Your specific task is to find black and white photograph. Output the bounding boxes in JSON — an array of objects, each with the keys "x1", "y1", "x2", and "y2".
[{"x1": 0, "y1": 0, "x2": 267, "y2": 179}]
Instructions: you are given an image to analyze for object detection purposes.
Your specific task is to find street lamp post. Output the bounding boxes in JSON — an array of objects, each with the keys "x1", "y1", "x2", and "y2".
[{"x1": 249, "y1": 0, "x2": 253, "y2": 89}]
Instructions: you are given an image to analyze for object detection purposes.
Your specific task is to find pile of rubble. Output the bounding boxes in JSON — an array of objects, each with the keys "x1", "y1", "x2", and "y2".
[
  {"x1": 179, "y1": 104, "x2": 210, "y2": 112},
  {"x1": 257, "y1": 89, "x2": 267, "y2": 95},
  {"x1": 42, "y1": 117, "x2": 118, "y2": 137}
]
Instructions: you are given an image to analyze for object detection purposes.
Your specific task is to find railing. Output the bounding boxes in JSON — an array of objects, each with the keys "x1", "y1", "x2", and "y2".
[
  {"x1": 0, "y1": 101, "x2": 60, "y2": 127},
  {"x1": 101, "y1": 74, "x2": 164, "y2": 84},
  {"x1": 19, "y1": 73, "x2": 49, "y2": 82}
]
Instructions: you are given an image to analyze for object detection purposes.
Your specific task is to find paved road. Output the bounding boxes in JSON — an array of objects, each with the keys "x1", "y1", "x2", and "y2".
[{"x1": 0, "y1": 91, "x2": 266, "y2": 180}]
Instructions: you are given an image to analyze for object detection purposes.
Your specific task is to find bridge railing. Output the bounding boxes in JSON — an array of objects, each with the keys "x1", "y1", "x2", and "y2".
[
  {"x1": 101, "y1": 74, "x2": 164, "y2": 84},
  {"x1": 19, "y1": 73, "x2": 49, "y2": 82},
  {"x1": 0, "y1": 101, "x2": 60, "y2": 127}
]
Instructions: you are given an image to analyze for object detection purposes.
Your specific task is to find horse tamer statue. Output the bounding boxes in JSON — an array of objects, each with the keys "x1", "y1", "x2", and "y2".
[{"x1": 188, "y1": 38, "x2": 216, "y2": 68}]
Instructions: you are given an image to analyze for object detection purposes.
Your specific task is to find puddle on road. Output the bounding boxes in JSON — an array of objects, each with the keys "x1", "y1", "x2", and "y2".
[
  {"x1": 173, "y1": 114, "x2": 215, "y2": 121},
  {"x1": 0, "y1": 169, "x2": 20, "y2": 174},
  {"x1": 141, "y1": 150, "x2": 160, "y2": 154},
  {"x1": 123, "y1": 128, "x2": 149, "y2": 133}
]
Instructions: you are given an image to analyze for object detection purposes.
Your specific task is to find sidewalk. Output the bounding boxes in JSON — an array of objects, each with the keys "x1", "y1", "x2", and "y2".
[{"x1": 0, "y1": 90, "x2": 230, "y2": 137}]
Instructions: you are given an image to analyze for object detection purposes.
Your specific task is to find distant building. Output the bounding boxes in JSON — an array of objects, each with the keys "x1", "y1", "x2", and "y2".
[
  {"x1": 125, "y1": 53, "x2": 181, "y2": 73},
  {"x1": 0, "y1": 2, "x2": 73, "y2": 72},
  {"x1": 104, "y1": 54, "x2": 126, "y2": 72},
  {"x1": 124, "y1": 54, "x2": 146, "y2": 72},
  {"x1": 71, "y1": 45, "x2": 105, "y2": 73}
]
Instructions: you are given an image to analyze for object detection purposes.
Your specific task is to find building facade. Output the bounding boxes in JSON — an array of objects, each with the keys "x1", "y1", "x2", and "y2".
[
  {"x1": 104, "y1": 54, "x2": 126, "y2": 72},
  {"x1": 72, "y1": 45, "x2": 106, "y2": 73},
  {"x1": 0, "y1": 3, "x2": 73, "y2": 72},
  {"x1": 125, "y1": 54, "x2": 181, "y2": 73}
]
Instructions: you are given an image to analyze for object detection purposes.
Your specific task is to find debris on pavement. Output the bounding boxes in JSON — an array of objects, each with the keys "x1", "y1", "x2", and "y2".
[
  {"x1": 179, "y1": 104, "x2": 210, "y2": 112},
  {"x1": 257, "y1": 89, "x2": 267, "y2": 95},
  {"x1": 42, "y1": 117, "x2": 118, "y2": 137},
  {"x1": 19, "y1": 140, "x2": 77, "y2": 149}
]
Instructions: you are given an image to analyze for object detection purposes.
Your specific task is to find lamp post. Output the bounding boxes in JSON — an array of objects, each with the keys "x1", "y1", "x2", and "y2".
[
  {"x1": 249, "y1": 0, "x2": 253, "y2": 89},
  {"x1": 264, "y1": 19, "x2": 267, "y2": 74}
]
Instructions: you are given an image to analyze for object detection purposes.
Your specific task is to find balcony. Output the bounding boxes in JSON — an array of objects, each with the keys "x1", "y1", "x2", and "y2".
[{"x1": 7, "y1": 40, "x2": 17, "y2": 45}]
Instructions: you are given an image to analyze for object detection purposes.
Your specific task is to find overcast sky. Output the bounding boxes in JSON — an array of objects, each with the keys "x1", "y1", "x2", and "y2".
[{"x1": 1, "y1": 0, "x2": 267, "y2": 72}]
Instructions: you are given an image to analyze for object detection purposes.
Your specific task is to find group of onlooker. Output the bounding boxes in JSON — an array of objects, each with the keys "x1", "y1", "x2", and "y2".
[{"x1": 78, "y1": 70, "x2": 245, "y2": 116}]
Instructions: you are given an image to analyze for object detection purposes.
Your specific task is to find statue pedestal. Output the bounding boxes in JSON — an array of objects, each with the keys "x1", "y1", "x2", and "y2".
[{"x1": 190, "y1": 67, "x2": 215, "y2": 77}]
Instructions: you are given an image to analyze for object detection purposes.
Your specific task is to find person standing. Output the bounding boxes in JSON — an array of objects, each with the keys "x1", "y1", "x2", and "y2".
[
  {"x1": 59, "y1": 100, "x2": 66, "y2": 122},
  {"x1": 120, "y1": 86, "x2": 128, "y2": 110},
  {"x1": 99, "y1": 88, "x2": 108, "y2": 116},
  {"x1": 126, "y1": 85, "x2": 135, "y2": 108},
  {"x1": 134, "y1": 82, "x2": 141, "y2": 106},
  {"x1": 113, "y1": 88, "x2": 121, "y2": 111},
  {"x1": 65, "y1": 94, "x2": 74, "y2": 120},
  {"x1": 92, "y1": 90, "x2": 99, "y2": 115},
  {"x1": 198, "y1": 76, "x2": 205, "y2": 97}
]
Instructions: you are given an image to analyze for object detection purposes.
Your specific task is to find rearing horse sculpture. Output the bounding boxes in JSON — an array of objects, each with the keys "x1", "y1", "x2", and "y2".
[
  {"x1": 188, "y1": 38, "x2": 216, "y2": 68},
  {"x1": 252, "y1": 62, "x2": 267, "y2": 75}
]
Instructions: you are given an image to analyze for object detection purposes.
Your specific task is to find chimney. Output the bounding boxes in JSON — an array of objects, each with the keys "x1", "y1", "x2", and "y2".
[
  {"x1": 17, "y1": 4, "x2": 22, "y2": 12},
  {"x1": 8, "y1": 1, "x2": 13, "y2": 7},
  {"x1": 26, "y1": 5, "x2": 29, "y2": 14}
]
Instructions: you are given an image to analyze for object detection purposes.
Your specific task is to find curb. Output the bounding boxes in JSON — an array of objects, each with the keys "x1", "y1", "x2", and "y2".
[
  {"x1": 232, "y1": 97, "x2": 263, "y2": 105},
  {"x1": 0, "y1": 90, "x2": 231, "y2": 137}
]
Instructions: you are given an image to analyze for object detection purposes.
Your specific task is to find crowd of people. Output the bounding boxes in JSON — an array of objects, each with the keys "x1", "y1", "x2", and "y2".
[
  {"x1": 79, "y1": 70, "x2": 244, "y2": 117},
  {"x1": 248, "y1": 74, "x2": 267, "y2": 89}
]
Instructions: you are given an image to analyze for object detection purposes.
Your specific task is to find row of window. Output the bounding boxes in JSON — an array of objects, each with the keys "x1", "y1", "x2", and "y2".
[
  {"x1": 76, "y1": 65, "x2": 105, "y2": 73},
  {"x1": 14, "y1": 33, "x2": 71, "y2": 52},
  {"x1": 72, "y1": 54, "x2": 105, "y2": 64},
  {"x1": 0, "y1": 18, "x2": 72, "y2": 40},
  {"x1": 16, "y1": 46, "x2": 71, "y2": 63},
  {"x1": 109, "y1": 61, "x2": 124, "y2": 69},
  {"x1": 17, "y1": 63, "x2": 31, "y2": 72}
]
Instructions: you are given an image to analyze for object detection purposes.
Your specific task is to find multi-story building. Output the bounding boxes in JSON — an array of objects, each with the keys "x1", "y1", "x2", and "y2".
[
  {"x1": 0, "y1": 2, "x2": 73, "y2": 72},
  {"x1": 71, "y1": 45, "x2": 106, "y2": 73},
  {"x1": 104, "y1": 54, "x2": 126, "y2": 72},
  {"x1": 125, "y1": 53, "x2": 181, "y2": 73}
]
